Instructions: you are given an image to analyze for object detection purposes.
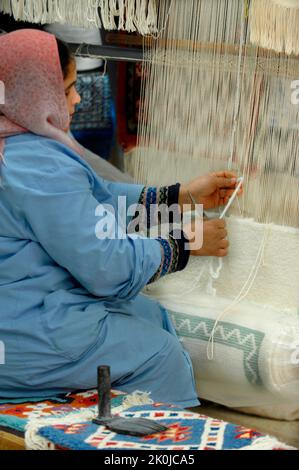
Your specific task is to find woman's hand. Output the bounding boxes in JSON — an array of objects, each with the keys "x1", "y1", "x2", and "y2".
[
  {"x1": 179, "y1": 171, "x2": 242, "y2": 211},
  {"x1": 184, "y1": 219, "x2": 229, "y2": 257}
]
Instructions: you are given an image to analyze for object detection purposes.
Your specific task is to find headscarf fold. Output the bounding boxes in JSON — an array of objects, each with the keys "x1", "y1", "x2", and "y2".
[{"x1": 0, "y1": 29, "x2": 82, "y2": 159}]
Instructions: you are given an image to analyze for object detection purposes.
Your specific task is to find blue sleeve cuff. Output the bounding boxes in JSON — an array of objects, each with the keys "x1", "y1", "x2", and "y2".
[{"x1": 148, "y1": 230, "x2": 190, "y2": 284}]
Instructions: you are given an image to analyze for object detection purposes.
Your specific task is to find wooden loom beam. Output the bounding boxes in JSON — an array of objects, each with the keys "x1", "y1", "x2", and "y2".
[{"x1": 71, "y1": 32, "x2": 299, "y2": 77}]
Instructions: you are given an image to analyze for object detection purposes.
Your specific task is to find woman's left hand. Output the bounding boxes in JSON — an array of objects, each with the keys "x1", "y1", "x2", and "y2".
[{"x1": 179, "y1": 171, "x2": 242, "y2": 211}]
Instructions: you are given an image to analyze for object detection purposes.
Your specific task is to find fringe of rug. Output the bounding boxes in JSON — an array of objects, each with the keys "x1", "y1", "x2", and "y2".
[
  {"x1": 239, "y1": 435, "x2": 297, "y2": 450},
  {"x1": 249, "y1": 0, "x2": 299, "y2": 55},
  {"x1": 0, "y1": 0, "x2": 158, "y2": 34},
  {"x1": 24, "y1": 390, "x2": 153, "y2": 450}
]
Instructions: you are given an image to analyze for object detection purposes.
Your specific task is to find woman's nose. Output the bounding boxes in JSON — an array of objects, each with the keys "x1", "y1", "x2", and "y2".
[
  {"x1": 71, "y1": 88, "x2": 81, "y2": 106},
  {"x1": 74, "y1": 90, "x2": 81, "y2": 105}
]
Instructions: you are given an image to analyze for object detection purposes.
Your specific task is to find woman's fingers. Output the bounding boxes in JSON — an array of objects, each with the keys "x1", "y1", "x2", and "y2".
[
  {"x1": 214, "y1": 172, "x2": 244, "y2": 196},
  {"x1": 216, "y1": 220, "x2": 226, "y2": 229},
  {"x1": 190, "y1": 219, "x2": 229, "y2": 258},
  {"x1": 219, "y1": 182, "x2": 243, "y2": 207},
  {"x1": 220, "y1": 239, "x2": 229, "y2": 249},
  {"x1": 216, "y1": 177, "x2": 237, "y2": 189},
  {"x1": 214, "y1": 171, "x2": 237, "y2": 179},
  {"x1": 217, "y1": 248, "x2": 229, "y2": 257},
  {"x1": 220, "y1": 188, "x2": 235, "y2": 198},
  {"x1": 219, "y1": 229, "x2": 228, "y2": 239}
]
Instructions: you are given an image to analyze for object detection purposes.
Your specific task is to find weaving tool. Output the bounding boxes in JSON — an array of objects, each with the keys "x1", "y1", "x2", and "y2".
[
  {"x1": 92, "y1": 366, "x2": 168, "y2": 437},
  {"x1": 219, "y1": 177, "x2": 244, "y2": 220}
]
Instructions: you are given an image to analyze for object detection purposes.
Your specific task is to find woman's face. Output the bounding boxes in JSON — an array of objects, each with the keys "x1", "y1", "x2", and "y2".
[{"x1": 63, "y1": 59, "x2": 81, "y2": 132}]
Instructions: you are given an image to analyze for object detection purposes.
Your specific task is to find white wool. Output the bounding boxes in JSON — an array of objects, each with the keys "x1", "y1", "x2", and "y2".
[
  {"x1": 0, "y1": 0, "x2": 158, "y2": 34},
  {"x1": 146, "y1": 217, "x2": 299, "y2": 313},
  {"x1": 250, "y1": 0, "x2": 299, "y2": 55}
]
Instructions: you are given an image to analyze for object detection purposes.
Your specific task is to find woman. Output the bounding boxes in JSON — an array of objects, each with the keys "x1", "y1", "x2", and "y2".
[{"x1": 0, "y1": 30, "x2": 237, "y2": 407}]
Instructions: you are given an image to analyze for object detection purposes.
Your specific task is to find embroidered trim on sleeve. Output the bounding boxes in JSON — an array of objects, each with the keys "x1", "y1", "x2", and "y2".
[
  {"x1": 134, "y1": 184, "x2": 180, "y2": 232},
  {"x1": 148, "y1": 231, "x2": 190, "y2": 284}
]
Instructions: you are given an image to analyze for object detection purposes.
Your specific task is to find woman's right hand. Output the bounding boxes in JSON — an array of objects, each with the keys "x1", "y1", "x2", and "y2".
[{"x1": 184, "y1": 219, "x2": 229, "y2": 258}]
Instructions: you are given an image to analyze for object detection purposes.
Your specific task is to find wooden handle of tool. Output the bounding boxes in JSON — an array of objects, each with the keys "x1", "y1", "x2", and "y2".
[{"x1": 97, "y1": 365, "x2": 112, "y2": 418}]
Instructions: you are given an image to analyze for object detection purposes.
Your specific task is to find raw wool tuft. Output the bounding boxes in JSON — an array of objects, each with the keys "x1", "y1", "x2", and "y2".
[
  {"x1": 122, "y1": 390, "x2": 154, "y2": 408},
  {"x1": 0, "y1": 0, "x2": 158, "y2": 34},
  {"x1": 249, "y1": 0, "x2": 299, "y2": 55}
]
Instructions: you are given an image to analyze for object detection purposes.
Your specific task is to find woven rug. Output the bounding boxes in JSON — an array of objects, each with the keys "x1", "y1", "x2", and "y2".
[
  {"x1": 71, "y1": 72, "x2": 113, "y2": 132},
  {"x1": 70, "y1": 71, "x2": 114, "y2": 159},
  {"x1": 0, "y1": 390, "x2": 295, "y2": 450},
  {"x1": 0, "y1": 389, "x2": 127, "y2": 435},
  {"x1": 25, "y1": 403, "x2": 296, "y2": 451}
]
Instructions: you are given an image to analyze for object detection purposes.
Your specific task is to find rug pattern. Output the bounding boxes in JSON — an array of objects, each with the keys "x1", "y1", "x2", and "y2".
[
  {"x1": 29, "y1": 403, "x2": 295, "y2": 451},
  {"x1": 0, "y1": 390, "x2": 295, "y2": 450},
  {"x1": 0, "y1": 389, "x2": 125, "y2": 434}
]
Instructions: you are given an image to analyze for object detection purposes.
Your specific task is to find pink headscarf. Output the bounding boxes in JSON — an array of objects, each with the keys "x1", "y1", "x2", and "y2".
[{"x1": 0, "y1": 29, "x2": 82, "y2": 158}]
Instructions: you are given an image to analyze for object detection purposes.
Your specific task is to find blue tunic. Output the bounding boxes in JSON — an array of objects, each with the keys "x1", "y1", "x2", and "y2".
[{"x1": 0, "y1": 133, "x2": 199, "y2": 408}]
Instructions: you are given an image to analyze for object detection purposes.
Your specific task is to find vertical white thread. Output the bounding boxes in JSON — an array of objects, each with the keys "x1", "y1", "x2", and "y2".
[
  {"x1": 207, "y1": 226, "x2": 271, "y2": 360},
  {"x1": 0, "y1": 0, "x2": 157, "y2": 33}
]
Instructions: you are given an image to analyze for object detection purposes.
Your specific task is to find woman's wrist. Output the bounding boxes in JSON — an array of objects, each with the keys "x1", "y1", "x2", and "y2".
[
  {"x1": 148, "y1": 230, "x2": 190, "y2": 284},
  {"x1": 179, "y1": 184, "x2": 192, "y2": 211},
  {"x1": 170, "y1": 230, "x2": 190, "y2": 271}
]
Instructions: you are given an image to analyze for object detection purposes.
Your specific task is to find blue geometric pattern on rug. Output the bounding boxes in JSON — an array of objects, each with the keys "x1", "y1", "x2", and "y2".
[{"x1": 37, "y1": 404, "x2": 266, "y2": 451}]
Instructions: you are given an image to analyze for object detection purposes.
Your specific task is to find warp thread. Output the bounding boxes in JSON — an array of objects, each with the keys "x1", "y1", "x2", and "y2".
[
  {"x1": 250, "y1": 0, "x2": 299, "y2": 55},
  {"x1": 207, "y1": 225, "x2": 271, "y2": 360},
  {"x1": 0, "y1": 0, "x2": 158, "y2": 34}
]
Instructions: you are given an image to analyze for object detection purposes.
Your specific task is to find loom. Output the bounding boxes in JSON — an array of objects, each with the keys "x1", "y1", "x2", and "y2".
[{"x1": 1, "y1": 0, "x2": 299, "y2": 420}]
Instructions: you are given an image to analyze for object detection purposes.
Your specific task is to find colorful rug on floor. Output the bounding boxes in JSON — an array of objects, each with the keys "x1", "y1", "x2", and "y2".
[
  {"x1": 25, "y1": 403, "x2": 296, "y2": 451},
  {"x1": 0, "y1": 389, "x2": 128, "y2": 435},
  {"x1": 0, "y1": 390, "x2": 295, "y2": 450}
]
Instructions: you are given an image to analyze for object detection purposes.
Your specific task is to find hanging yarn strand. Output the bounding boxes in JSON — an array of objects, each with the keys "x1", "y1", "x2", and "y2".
[
  {"x1": 206, "y1": 226, "x2": 271, "y2": 360},
  {"x1": 228, "y1": 0, "x2": 247, "y2": 171},
  {"x1": 250, "y1": 0, "x2": 299, "y2": 55},
  {"x1": 0, "y1": 0, "x2": 158, "y2": 34}
]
